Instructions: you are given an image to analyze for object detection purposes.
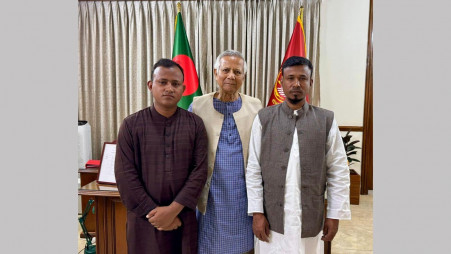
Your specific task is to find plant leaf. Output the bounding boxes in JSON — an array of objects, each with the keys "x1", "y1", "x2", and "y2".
[
  {"x1": 348, "y1": 140, "x2": 360, "y2": 146},
  {"x1": 343, "y1": 136, "x2": 351, "y2": 143},
  {"x1": 347, "y1": 145, "x2": 361, "y2": 151}
]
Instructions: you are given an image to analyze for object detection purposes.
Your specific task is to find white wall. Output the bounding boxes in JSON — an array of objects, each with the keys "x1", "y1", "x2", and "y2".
[{"x1": 319, "y1": 0, "x2": 370, "y2": 175}]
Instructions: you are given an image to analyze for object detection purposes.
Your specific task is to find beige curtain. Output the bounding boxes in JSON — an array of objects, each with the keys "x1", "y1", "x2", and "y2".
[{"x1": 79, "y1": 0, "x2": 322, "y2": 159}]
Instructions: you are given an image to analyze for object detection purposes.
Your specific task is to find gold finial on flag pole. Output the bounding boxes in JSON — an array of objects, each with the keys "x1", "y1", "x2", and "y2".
[
  {"x1": 177, "y1": 2, "x2": 181, "y2": 13},
  {"x1": 300, "y1": 6, "x2": 304, "y2": 21}
]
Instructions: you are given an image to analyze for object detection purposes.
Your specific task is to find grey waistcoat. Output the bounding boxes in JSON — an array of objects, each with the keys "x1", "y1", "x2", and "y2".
[{"x1": 258, "y1": 101, "x2": 333, "y2": 237}]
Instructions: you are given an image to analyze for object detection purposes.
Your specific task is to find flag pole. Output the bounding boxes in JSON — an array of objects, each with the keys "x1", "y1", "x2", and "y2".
[
  {"x1": 300, "y1": 6, "x2": 304, "y2": 22},
  {"x1": 175, "y1": 3, "x2": 181, "y2": 31},
  {"x1": 299, "y1": 6, "x2": 309, "y2": 102}
]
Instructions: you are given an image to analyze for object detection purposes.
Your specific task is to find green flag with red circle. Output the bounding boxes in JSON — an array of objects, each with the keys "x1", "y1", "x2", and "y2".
[{"x1": 172, "y1": 10, "x2": 202, "y2": 109}]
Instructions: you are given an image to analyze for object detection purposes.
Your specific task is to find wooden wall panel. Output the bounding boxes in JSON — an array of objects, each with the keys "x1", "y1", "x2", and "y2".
[{"x1": 361, "y1": 0, "x2": 373, "y2": 194}]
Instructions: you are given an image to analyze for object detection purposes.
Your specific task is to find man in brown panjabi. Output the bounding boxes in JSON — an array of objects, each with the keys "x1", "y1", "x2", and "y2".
[{"x1": 115, "y1": 58, "x2": 208, "y2": 254}]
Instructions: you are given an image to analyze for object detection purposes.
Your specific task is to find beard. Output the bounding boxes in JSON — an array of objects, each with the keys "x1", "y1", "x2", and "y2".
[{"x1": 287, "y1": 94, "x2": 304, "y2": 105}]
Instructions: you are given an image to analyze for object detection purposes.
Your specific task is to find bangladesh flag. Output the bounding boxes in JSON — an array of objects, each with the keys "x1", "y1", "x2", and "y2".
[{"x1": 172, "y1": 9, "x2": 202, "y2": 109}]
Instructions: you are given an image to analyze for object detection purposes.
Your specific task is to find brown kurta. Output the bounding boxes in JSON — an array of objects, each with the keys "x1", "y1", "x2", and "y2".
[{"x1": 115, "y1": 106, "x2": 208, "y2": 254}]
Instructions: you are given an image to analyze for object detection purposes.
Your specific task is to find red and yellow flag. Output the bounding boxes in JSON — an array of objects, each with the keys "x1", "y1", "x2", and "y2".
[{"x1": 267, "y1": 7, "x2": 307, "y2": 106}]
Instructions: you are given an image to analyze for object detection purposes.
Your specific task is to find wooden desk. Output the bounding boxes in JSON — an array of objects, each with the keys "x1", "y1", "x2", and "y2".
[
  {"x1": 78, "y1": 180, "x2": 331, "y2": 254},
  {"x1": 79, "y1": 181, "x2": 127, "y2": 254},
  {"x1": 79, "y1": 168, "x2": 99, "y2": 235}
]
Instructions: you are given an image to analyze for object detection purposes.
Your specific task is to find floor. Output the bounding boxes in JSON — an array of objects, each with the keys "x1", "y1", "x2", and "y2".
[
  {"x1": 78, "y1": 191, "x2": 373, "y2": 253},
  {"x1": 332, "y1": 190, "x2": 373, "y2": 253}
]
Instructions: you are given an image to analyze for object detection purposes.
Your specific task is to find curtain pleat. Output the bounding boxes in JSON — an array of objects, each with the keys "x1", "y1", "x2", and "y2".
[{"x1": 78, "y1": 0, "x2": 322, "y2": 159}]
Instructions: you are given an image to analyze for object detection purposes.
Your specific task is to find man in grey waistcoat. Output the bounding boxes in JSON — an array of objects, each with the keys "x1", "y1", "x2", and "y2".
[{"x1": 246, "y1": 56, "x2": 351, "y2": 253}]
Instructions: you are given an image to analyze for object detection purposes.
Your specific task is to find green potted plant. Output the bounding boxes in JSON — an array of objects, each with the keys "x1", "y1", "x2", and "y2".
[{"x1": 342, "y1": 131, "x2": 361, "y2": 205}]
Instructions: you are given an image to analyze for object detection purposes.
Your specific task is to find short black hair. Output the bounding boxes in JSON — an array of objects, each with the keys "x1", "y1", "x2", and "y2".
[
  {"x1": 281, "y1": 56, "x2": 313, "y2": 77},
  {"x1": 151, "y1": 58, "x2": 184, "y2": 81}
]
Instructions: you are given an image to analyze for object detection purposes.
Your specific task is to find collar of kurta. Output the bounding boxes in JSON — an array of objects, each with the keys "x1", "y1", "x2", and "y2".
[
  {"x1": 281, "y1": 100, "x2": 309, "y2": 117},
  {"x1": 149, "y1": 105, "x2": 180, "y2": 122},
  {"x1": 212, "y1": 96, "x2": 242, "y2": 115}
]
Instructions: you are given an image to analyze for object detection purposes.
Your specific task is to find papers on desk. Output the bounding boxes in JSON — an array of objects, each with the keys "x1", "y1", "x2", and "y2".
[
  {"x1": 97, "y1": 184, "x2": 118, "y2": 191},
  {"x1": 97, "y1": 143, "x2": 117, "y2": 184}
]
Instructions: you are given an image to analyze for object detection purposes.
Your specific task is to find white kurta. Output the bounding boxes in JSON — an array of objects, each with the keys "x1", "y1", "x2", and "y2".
[{"x1": 246, "y1": 110, "x2": 351, "y2": 254}]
